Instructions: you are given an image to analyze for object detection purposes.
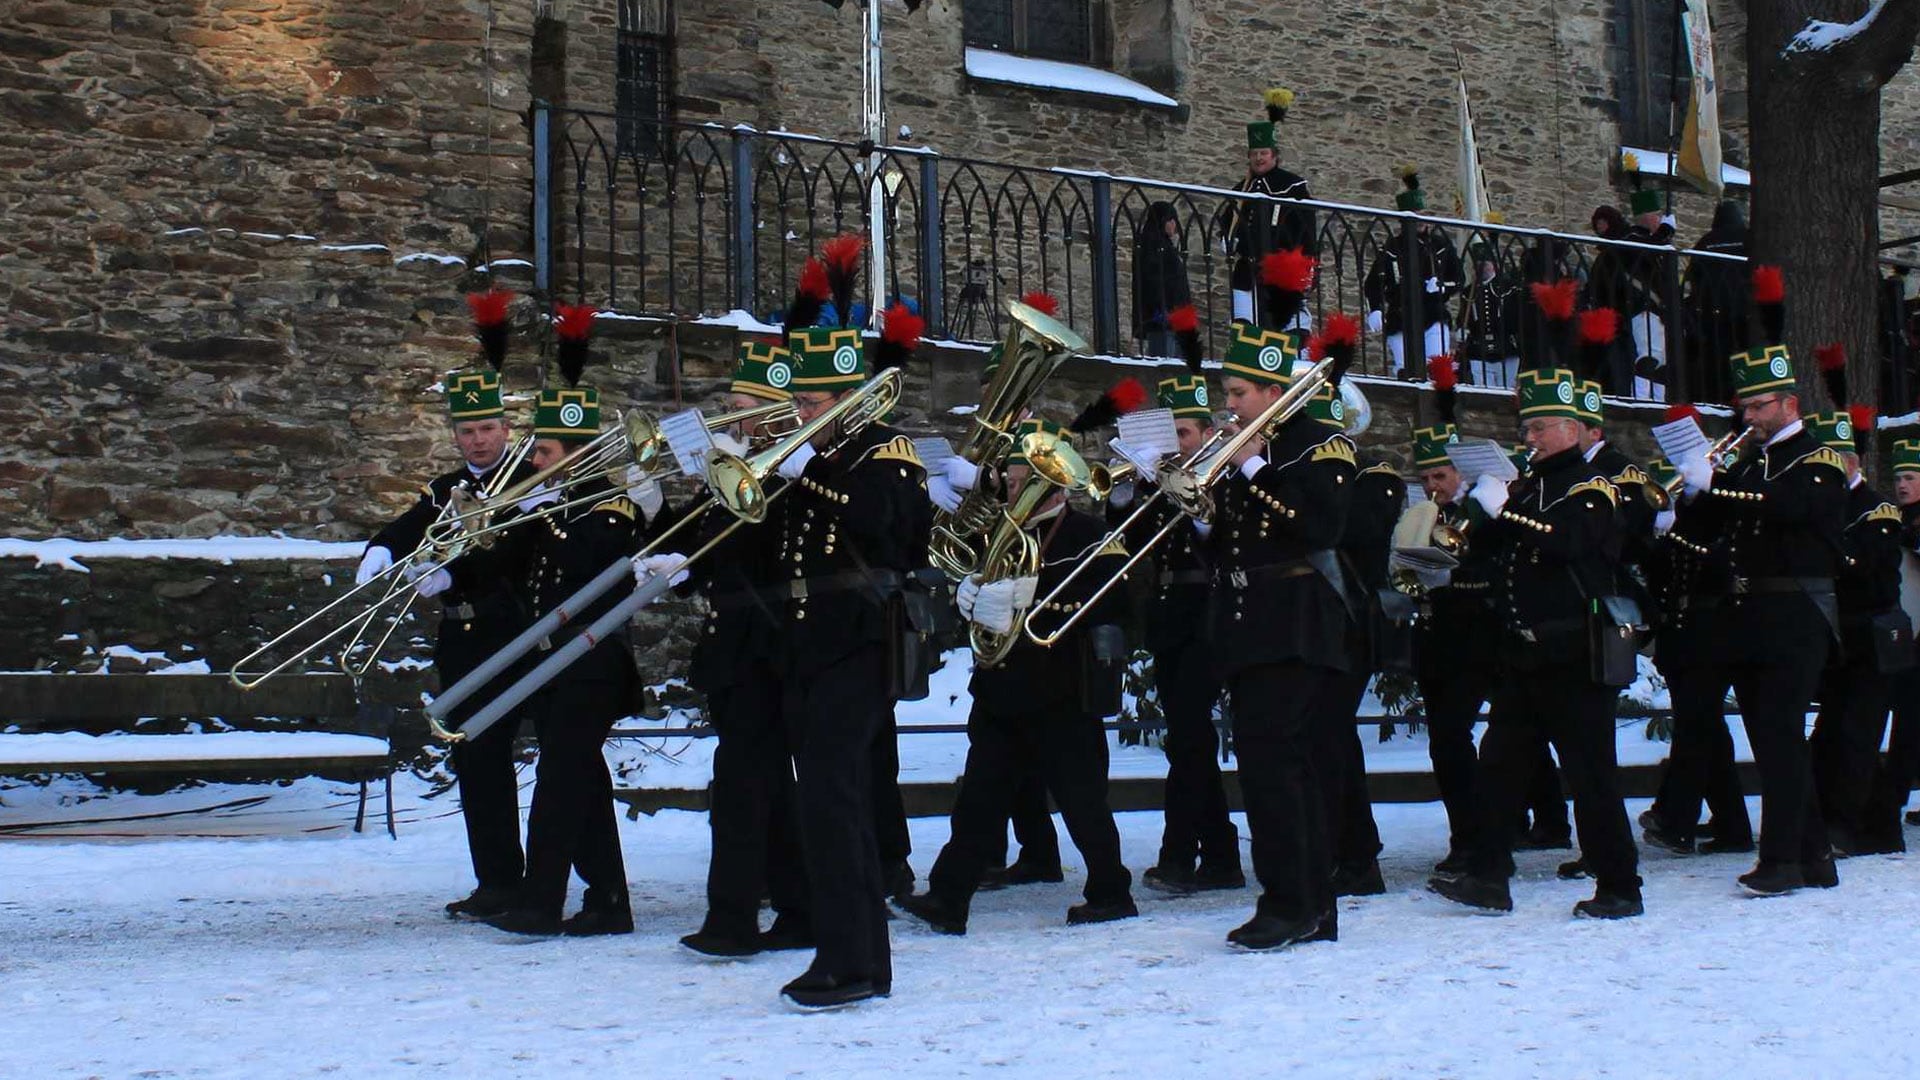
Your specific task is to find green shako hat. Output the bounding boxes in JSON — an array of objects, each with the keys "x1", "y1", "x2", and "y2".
[
  {"x1": 446, "y1": 370, "x2": 504, "y2": 422},
  {"x1": 1515, "y1": 367, "x2": 1582, "y2": 421},
  {"x1": 1892, "y1": 436, "x2": 1920, "y2": 475},
  {"x1": 1732, "y1": 266, "x2": 1794, "y2": 399},
  {"x1": 1805, "y1": 410, "x2": 1855, "y2": 453},
  {"x1": 1394, "y1": 164, "x2": 1426, "y2": 212},
  {"x1": 1157, "y1": 375, "x2": 1213, "y2": 421},
  {"x1": 731, "y1": 339, "x2": 795, "y2": 402},
  {"x1": 1629, "y1": 188, "x2": 1663, "y2": 216},
  {"x1": 1288, "y1": 359, "x2": 1344, "y2": 428},
  {"x1": 533, "y1": 386, "x2": 600, "y2": 440},
  {"x1": 1221, "y1": 322, "x2": 1299, "y2": 386},
  {"x1": 1247, "y1": 87, "x2": 1293, "y2": 149},
  {"x1": 1574, "y1": 378, "x2": 1605, "y2": 426},
  {"x1": 1007, "y1": 417, "x2": 1070, "y2": 468},
  {"x1": 1413, "y1": 423, "x2": 1460, "y2": 469},
  {"x1": 787, "y1": 326, "x2": 867, "y2": 392}
]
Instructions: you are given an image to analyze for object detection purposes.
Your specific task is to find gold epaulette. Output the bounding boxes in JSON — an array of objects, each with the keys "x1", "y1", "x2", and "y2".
[
  {"x1": 1095, "y1": 534, "x2": 1129, "y2": 559},
  {"x1": 871, "y1": 435, "x2": 924, "y2": 469},
  {"x1": 1567, "y1": 477, "x2": 1620, "y2": 507},
  {"x1": 1864, "y1": 502, "x2": 1903, "y2": 526},
  {"x1": 1359, "y1": 461, "x2": 1399, "y2": 479},
  {"x1": 1797, "y1": 447, "x2": 1848, "y2": 476},
  {"x1": 592, "y1": 495, "x2": 636, "y2": 520},
  {"x1": 1611, "y1": 464, "x2": 1650, "y2": 489},
  {"x1": 1310, "y1": 434, "x2": 1357, "y2": 467}
]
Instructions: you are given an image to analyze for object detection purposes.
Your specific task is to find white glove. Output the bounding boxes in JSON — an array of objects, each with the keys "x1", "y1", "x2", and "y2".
[
  {"x1": 928, "y1": 474, "x2": 963, "y2": 512},
  {"x1": 634, "y1": 552, "x2": 690, "y2": 589},
  {"x1": 945, "y1": 457, "x2": 981, "y2": 492},
  {"x1": 1108, "y1": 478, "x2": 1135, "y2": 508},
  {"x1": 1009, "y1": 575, "x2": 1039, "y2": 612},
  {"x1": 624, "y1": 466, "x2": 665, "y2": 521},
  {"x1": 1659, "y1": 213, "x2": 1677, "y2": 230},
  {"x1": 1365, "y1": 310, "x2": 1385, "y2": 334},
  {"x1": 1678, "y1": 456, "x2": 1713, "y2": 495},
  {"x1": 1469, "y1": 476, "x2": 1509, "y2": 517},
  {"x1": 356, "y1": 545, "x2": 393, "y2": 585},
  {"x1": 1654, "y1": 509, "x2": 1676, "y2": 535},
  {"x1": 955, "y1": 575, "x2": 982, "y2": 619},
  {"x1": 1193, "y1": 520, "x2": 1214, "y2": 539},
  {"x1": 710, "y1": 432, "x2": 749, "y2": 458},
  {"x1": 516, "y1": 484, "x2": 561, "y2": 514},
  {"x1": 777, "y1": 442, "x2": 818, "y2": 480},
  {"x1": 412, "y1": 568, "x2": 452, "y2": 598},
  {"x1": 970, "y1": 578, "x2": 1021, "y2": 635},
  {"x1": 1424, "y1": 276, "x2": 1441, "y2": 294}
]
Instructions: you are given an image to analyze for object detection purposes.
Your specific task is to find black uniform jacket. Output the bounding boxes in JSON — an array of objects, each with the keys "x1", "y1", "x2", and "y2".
[
  {"x1": 1214, "y1": 166, "x2": 1316, "y2": 289},
  {"x1": 1110, "y1": 488, "x2": 1210, "y2": 656},
  {"x1": 773, "y1": 422, "x2": 932, "y2": 675},
  {"x1": 686, "y1": 488, "x2": 786, "y2": 695},
  {"x1": 370, "y1": 456, "x2": 537, "y2": 682},
  {"x1": 971, "y1": 505, "x2": 1127, "y2": 716},
  {"x1": 1206, "y1": 414, "x2": 1357, "y2": 679},
  {"x1": 1416, "y1": 496, "x2": 1501, "y2": 673},
  {"x1": 1341, "y1": 460, "x2": 1406, "y2": 667},
  {"x1": 1364, "y1": 226, "x2": 1465, "y2": 333},
  {"x1": 1479, "y1": 444, "x2": 1620, "y2": 670},
  {"x1": 1646, "y1": 499, "x2": 1735, "y2": 672},
  {"x1": 1833, "y1": 478, "x2": 1904, "y2": 663},
  {"x1": 1676, "y1": 422, "x2": 1847, "y2": 662}
]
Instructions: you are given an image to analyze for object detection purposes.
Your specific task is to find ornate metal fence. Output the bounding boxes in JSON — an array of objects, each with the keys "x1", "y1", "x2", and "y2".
[{"x1": 533, "y1": 103, "x2": 1763, "y2": 405}]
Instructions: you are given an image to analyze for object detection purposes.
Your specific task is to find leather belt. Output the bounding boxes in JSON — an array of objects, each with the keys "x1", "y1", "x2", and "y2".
[
  {"x1": 1159, "y1": 570, "x2": 1211, "y2": 587},
  {"x1": 771, "y1": 569, "x2": 904, "y2": 603},
  {"x1": 1216, "y1": 560, "x2": 1317, "y2": 589},
  {"x1": 1730, "y1": 575, "x2": 1834, "y2": 597}
]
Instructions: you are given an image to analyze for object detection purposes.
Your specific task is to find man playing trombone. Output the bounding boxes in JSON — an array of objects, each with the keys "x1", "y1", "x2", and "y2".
[{"x1": 361, "y1": 364, "x2": 536, "y2": 921}]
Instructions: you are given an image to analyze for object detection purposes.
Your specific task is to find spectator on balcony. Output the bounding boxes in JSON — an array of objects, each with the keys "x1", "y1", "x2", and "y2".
[
  {"x1": 1213, "y1": 90, "x2": 1315, "y2": 332},
  {"x1": 1133, "y1": 201, "x2": 1193, "y2": 359},
  {"x1": 1582, "y1": 205, "x2": 1643, "y2": 396},
  {"x1": 1683, "y1": 199, "x2": 1748, "y2": 404},
  {"x1": 1363, "y1": 166, "x2": 1463, "y2": 379},
  {"x1": 1457, "y1": 240, "x2": 1524, "y2": 388}
]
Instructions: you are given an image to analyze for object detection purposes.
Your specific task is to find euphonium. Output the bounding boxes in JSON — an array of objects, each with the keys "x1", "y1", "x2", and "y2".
[
  {"x1": 968, "y1": 429, "x2": 1092, "y2": 668},
  {"x1": 929, "y1": 299, "x2": 1087, "y2": 580}
]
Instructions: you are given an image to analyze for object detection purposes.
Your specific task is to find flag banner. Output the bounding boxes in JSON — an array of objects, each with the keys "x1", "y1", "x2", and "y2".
[
  {"x1": 1455, "y1": 52, "x2": 1494, "y2": 223},
  {"x1": 1676, "y1": 0, "x2": 1725, "y2": 197}
]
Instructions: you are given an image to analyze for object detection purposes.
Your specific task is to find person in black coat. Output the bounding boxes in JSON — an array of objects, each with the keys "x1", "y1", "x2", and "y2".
[
  {"x1": 1429, "y1": 364, "x2": 1642, "y2": 919},
  {"x1": 897, "y1": 419, "x2": 1137, "y2": 935},
  {"x1": 1213, "y1": 97, "x2": 1316, "y2": 331},
  {"x1": 1133, "y1": 201, "x2": 1193, "y2": 358},
  {"x1": 1458, "y1": 241, "x2": 1524, "y2": 388},
  {"x1": 363, "y1": 368, "x2": 536, "y2": 920},
  {"x1": 1363, "y1": 171, "x2": 1463, "y2": 379},
  {"x1": 1683, "y1": 201, "x2": 1748, "y2": 404},
  {"x1": 1861, "y1": 439, "x2": 1920, "y2": 847}
]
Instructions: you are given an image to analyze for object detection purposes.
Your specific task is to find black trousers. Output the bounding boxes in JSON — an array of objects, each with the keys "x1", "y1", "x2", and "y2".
[
  {"x1": 984, "y1": 768, "x2": 1062, "y2": 870},
  {"x1": 1153, "y1": 636, "x2": 1236, "y2": 871},
  {"x1": 1649, "y1": 663, "x2": 1752, "y2": 843},
  {"x1": 928, "y1": 702, "x2": 1130, "y2": 917},
  {"x1": 786, "y1": 647, "x2": 891, "y2": 986},
  {"x1": 1719, "y1": 645, "x2": 1830, "y2": 865},
  {"x1": 1319, "y1": 666, "x2": 1382, "y2": 870},
  {"x1": 1228, "y1": 661, "x2": 1337, "y2": 922},
  {"x1": 1865, "y1": 665, "x2": 1920, "y2": 836},
  {"x1": 1468, "y1": 661, "x2": 1639, "y2": 897},
  {"x1": 871, "y1": 708, "x2": 912, "y2": 867},
  {"x1": 1524, "y1": 741, "x2": 1570, "y2": 839},
  {"x1": 1812, "y1": 655, "x2": 1893, "y2": 839},
  {"x1": 1416, "y1": 659, "x2": 1493, "y2": 853},
  {"x1": 443, "y1": 665, "x2": 525, "y2": 892},
  {"x1": 521, "y1": 670, "x2": 628, "y2": 916},
  {"x1": 701, "y1": 664, "x2": 808, "y2": 938}
]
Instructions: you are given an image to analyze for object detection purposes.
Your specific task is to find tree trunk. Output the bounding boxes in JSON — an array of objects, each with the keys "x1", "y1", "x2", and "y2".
[{"x1": 1747, "y1": 0, "x2": 1918, "y2": 417}]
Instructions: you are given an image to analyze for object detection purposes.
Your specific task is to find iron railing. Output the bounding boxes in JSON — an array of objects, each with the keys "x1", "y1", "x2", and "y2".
[{"x1": 533, "y1": 103, "x2": 1780, "y2": 405}]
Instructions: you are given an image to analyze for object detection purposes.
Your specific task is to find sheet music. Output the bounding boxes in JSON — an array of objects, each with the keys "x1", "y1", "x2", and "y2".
[
  {"x1": 1652, "y1": 416, "x2": 1712, "y2": 465},
  {"x1": 912, "y1": 437, "x2": 956, "y2": 470},
  {"x1": 1404, "y1": 484, "x2": 1428, "y2": 507},
  {"x1": 659, "y1": 408, "x2": 716, "y2": 478},
  {"x1": 1108, "y1": 436, "x2": 1164, "y2": 478},
  {"x1": 1116, "y1": 408, "x2": 1179, "y2": 463},
  {"x1": 1446, "y1": 438, "x2": 1518, "y2": 484}
]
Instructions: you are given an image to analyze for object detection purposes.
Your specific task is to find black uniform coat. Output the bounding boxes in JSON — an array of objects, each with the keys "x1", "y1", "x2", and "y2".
[
  {"x1": 972, "y1": 505, "x2": 1127, "y2": 716},
  {"x1": 1363, "y1": 225, "x2": 1465, "y2": 334},
  {"x1": 1341, "y1": 460, "x2": 1405, "y2": 665},
  {"x1": 1834, "y1": 479, "x2": 1904, "y2": 662},
  {"x1": 686, "y1": 492, "x2": 786, "y2": 696},
  {"x1": 1206, "y1": 414, "x2": 1357, "y2": 678},
  {"x1": 1479, "y1": 444, "x2": 1620, "y2": 671},
  {"x1": 1459, "y1": 273, "x2": 1525, "y2": 365},
  {"x1": 1110, "y1": 492, "x2": 1210, "y2": 656},
  {"x1": 1416, "y1": 497, "x2": 1501, "y2": 672},
  {"x1": 1214, "y1": 166, "x2": 1316, "y2": 290}
]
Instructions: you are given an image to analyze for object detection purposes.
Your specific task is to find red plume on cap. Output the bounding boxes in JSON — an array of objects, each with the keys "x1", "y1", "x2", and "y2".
[
  {"x1": 1578, "y1": 308, "x2": 1619, "y2": 345},
  {"x1": 1664, "y1": 403, "x2": 1701, "y2": 423},
  {"x1": 820, "y1": 232, "x2": 864, "y2": 327},
  {"x1": 1021, "y1": 291, "x2": 1059, "y2": 317},
  {"x1": 552, "y1": 302, "x2": 597, "y2": 387},
  {"x1": 466, "y1": 290, "x2": 514, "y2": 371},
  {"x1": 1070, "y1": 377, "x2": 1150, "y2": 433},
  {"x1": 1817, "y1": 341, "x2": 1848, "y2": 410},
  {"x1": 1530, "y1": 280, "x2": 1578, "y2": 322},
  {"x1": 1752, "y1": 265, "x2": 1786, "y2": 346},
  {"x1": 1849, "y1": 403, "x2": 1877, "y2": 434},
  {"x1": 1816, "y1": 342, "x2": 1846, "y2": 373},
  {"x1": 1310, "y1": 312, "x2": 1360, "y2": 386},
  {"x1": 875, "y1": 301, "x2": 925, "y2": 373},
  {"x1": 785, "y1": 257, "x2": 830, "y2": 332},
  {"x1": 1428, "y1": 354, "x2": 1457, "y2": 391},
  {"x1": 1320, "y1": 311, "x2": 1361, "y2": 349},
  {"x1": 1260, "y1": 248, "x2": 1318, "y2": 293},
  {"x1": 1168, "y1": 303, "x2": 1204, "y2": 373}
]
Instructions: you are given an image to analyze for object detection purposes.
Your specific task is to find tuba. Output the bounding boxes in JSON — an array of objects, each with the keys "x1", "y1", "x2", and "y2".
[
  {"x1": 968, "y1": 428, "x2": 1092, "y2": 668},
  {"x1": 929, "y1": 299, "x2": 1086, "y2": 580}
]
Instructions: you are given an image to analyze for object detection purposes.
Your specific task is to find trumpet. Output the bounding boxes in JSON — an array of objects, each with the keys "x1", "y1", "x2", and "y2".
[
  {"x1": 969, "y1": 428, "x2": 1092, "y2": 668},
  {"x1": 425, "y1": 370, "x2": 901, "y2": 742},
  {"x1": 1087, "y1": 459, "x2": 1136, "y2": 501},
  {"x1": 1649, "y1": 425, "x2": 1753, "y2": 511},
  {"x1": 929, "y1": 299, "x2": 1086, "y2": 580},
  {"x1": 1025, "y1": 360, "x2": 1351, "y2": 648}
]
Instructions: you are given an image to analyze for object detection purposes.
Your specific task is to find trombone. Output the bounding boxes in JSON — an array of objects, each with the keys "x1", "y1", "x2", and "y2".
[
  {"x1": 1024, "y1": 357, "x2": 1342, "y2": 648},
  {"x1": 968, "y1": 429, "x2": 1092, "y2": 668},
  {"x1": 425, "y1": 369, "x2": 902, "y2": 742}
]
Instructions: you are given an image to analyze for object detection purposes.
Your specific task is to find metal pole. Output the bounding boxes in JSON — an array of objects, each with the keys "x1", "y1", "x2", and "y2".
[
  {"x1": 533, "y1": 102, "x2": 551, "y2": 296},
  {"x1": 1091, "y1": 176, "x2": 1119, "y2": 354},
  {"x1": 863, "y1": 0, "x2": 888, "y2": 327},
  {"x1": 733, "y1": 129, "x2": 757, "y2": 314},
  {"x1": 1663, "y1": 2, "x2": 1685, "y2": 215}
]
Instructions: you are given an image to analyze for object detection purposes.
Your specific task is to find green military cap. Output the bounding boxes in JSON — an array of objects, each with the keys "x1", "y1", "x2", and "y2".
[
  {"x1": 730, "y1": 339, "x2": 795, "y2": 402},
  {"x1": 787, "y1": 326, "x2": 867, "y2": 392},
  {"x1": 1731, "y1": 343, "x2": 1796, "y2": 400},
  {"x1": 1629, "y1": 188, "x2": 1663, "y2": 216},
  {"x1": 1413, "y1": 423, "x2": 1460, "y2": 469},
  {"x1": 1296, "y1": 363, "x2": 1344, "y2": 428},
  {"x1": 1007, "y1": 417, "x2": 1070, "y2": 468},
  {"x1": 1805, "y1": 410, "x2": 1855, "y2": 453},
  {"x1": 1575, "y1": 378, "x2": 1605, "y2": 426},
  {"x1": 1893, "y1": 437, "x2": 1920, "y2": 474},
  {"x1": 1157, "y1": 375, "x2": 1213, "y2": 421},
  {"x1": 1394, "y1": 165, "x2": 1425, "y2": 212},
  {"x1": 1515, "y1": 367, "x2": 1582, "y2": 421},
  {"x1": 1220, "y1": 322, "x2": 1298, "y2": 387},
  {"x1": 1246, "y1": 121, "x2": 1277, "y2": 150},
  {"x1": 532, "y1": 385, "x2": 600, "y2": 440},
  {"x1": 446, "y1": 369, "x2": 505, "y2": 421}
]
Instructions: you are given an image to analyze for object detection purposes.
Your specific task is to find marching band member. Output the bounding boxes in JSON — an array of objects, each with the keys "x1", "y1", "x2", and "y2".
[{"x1": 1863, "y1": 437, "x2": 1920, "y2": 845}]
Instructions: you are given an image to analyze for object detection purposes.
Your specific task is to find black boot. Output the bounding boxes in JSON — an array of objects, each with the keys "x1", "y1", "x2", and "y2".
[
  {"x1": 1556, "y1": 857, "x2": 1591, "y2": 880},
  {"x1": 1066, "y1": 896, "x2": 1138, "y2": 926},
  {"x1": 1737, "y1": 860, "x2": 1805, "y2": 897},
  {"x1": 680, "y1": 928, "x2": 763, "y2": 958},
  {"x1": 1227, "y1": 908, "x2": 1336, "y2": 950},
  {"x1": 1427, "y1": 873, "x2": 1514, "y2": 913},
  {"x1": 1907, "y1": 809, "x2": 1920, "y2": 826},
  {"x1": 1513, "y1": 824, "x2": 1573, "y2": 851},
  {"x1": 1432, "y1": 850, "x2": 1472, "y2": 878},
  {"x1": 1699, "y1": 834, "x2": 1755, "y2": 855},
  {"x1": 485, "y1": 908, "x2": 564, "y2": 936},
  {"x1": 1191, "y1": 861, "x2": 1247, "y2": 891},
  {"x1": 1141, "y1": 864, "x2": 1198, "y2": 895},
  {"x1": 1641, "y1": 821, "x2": 1698, "y2": 855},
  {"x1": 1802, "y1": 856, "x2": 1840, "y2": 889},
  {"x1": 445, "y1": 885, "x2": 518, "y2": 920},
  {"x1": 758, "y1": 914, "x2": 814, "y2": 951},
  {"x1": 1331, "y1": 860, "x2": 1386, "y2": 897},
  {"x1": 978, "y1": 857, "x2": 1065, "y2": 891},
  {"x1": 1573, "y1": 890, "x2": 1644, "y2": 919},
  {"x1": 884, "y1": 859, "x2": 916, "y2": 901},
  {"x1": 893, "y1": 891, "x2": 968, "y2": 935},
  {"x1": 562, "y1": 905, "x2": 634, "y2": 937},
  {"x1": 781, "y1": 969, "x2": 887, "y2": 1010}
]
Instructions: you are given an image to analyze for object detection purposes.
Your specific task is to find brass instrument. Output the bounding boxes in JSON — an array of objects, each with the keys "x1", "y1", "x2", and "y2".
[
  {"x1": 1024, "y1": 358, "x2": 1353, "y2": 648},
  {"x1": 929, "y1": 299, "x2": 1087, "y2": 580},
  {"x1": 968, "y1": 429, "x2": 1092, "y2": 668},
  {"x1": 1649, "y1": 425, "x2": 1754, "y2": 511},
  {"x1": 1087, "y1": 459, "x2": 1136, "y2": 501}
]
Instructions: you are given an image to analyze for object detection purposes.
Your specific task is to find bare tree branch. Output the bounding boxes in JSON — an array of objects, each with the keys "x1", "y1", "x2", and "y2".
[{"x1": 1778, "y1": 0, "x2": 1920, "y2": 93}]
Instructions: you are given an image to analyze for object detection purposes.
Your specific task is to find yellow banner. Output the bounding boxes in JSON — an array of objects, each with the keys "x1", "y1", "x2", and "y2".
[{"x1": 1675, "y1": 0, "x2": 1724, "y2": 197}]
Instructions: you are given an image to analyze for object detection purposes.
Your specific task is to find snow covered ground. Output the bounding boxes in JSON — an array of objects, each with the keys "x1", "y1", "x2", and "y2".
[{"x1": 4, "y1": 771, "x2": 1918, "y2": 1078}]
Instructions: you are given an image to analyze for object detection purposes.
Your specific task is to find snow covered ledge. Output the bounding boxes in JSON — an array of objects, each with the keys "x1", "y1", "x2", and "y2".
[{"x1": 963, "y1": 47, "x2": 1178, "y2": 109}]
